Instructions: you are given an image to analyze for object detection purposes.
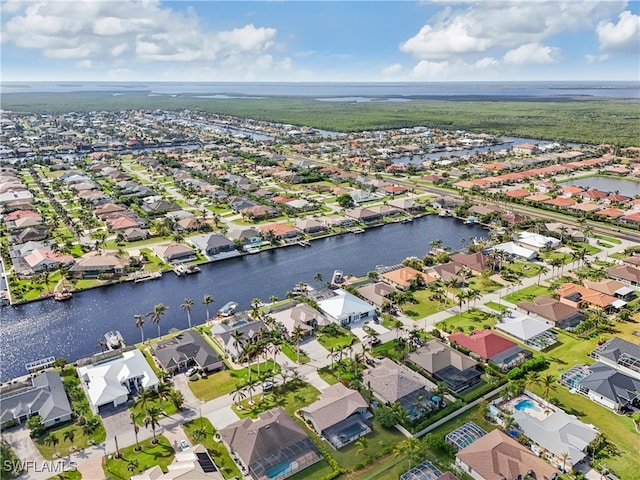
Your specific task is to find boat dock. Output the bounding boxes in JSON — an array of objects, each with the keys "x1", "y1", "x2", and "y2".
[
  {"x1": 25, "y1": 356, "x2": 56, "y2": 373},
  {"x1": 104, "y1": 330, "x2": 125, "y2": 350},
  {"x1": 132, "y1": 271, "x2": 162, "y2": 283}
]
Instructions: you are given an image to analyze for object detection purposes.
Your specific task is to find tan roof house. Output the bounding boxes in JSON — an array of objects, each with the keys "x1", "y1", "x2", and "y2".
[
  {"x1": 381, "y1": 266, "x2": 437, "y2": 290},
  {"x1": 455, "y1": 429, "x2": 558, "y2": 480},
  {"x1": 355, "y1": 282, "x2": 396, "y2": 308},
  {"x1": 68, "y1": 252, "x2": 129, "y2": 278},
  {"x1": 299, "y1": 383, "x2": 371, "y2": 449},
  {"x1": 517, "y1": 296, "x2": 585, "y2": 329},
  {"x1": 153, "y1": 243, "x2": 197, "y2": 264},
  {"x1": 269, "y1": 303, "x2": 329, "y2": 338}
]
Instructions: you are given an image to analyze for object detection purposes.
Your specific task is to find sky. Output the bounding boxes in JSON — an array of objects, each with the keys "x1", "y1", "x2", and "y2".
[{"x1": 1, "y1": 1, "x2": 639, "y2": 82}]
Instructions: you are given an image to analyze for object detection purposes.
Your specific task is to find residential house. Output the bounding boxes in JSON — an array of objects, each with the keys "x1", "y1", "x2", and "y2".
[
  {"x1": 219, "y1": 407, "x2": 322, "y2": 480},
  {"x1": 294, "y1": 218, "x2": 326, "y2": 234},
  {"x1": 259, "y1": 223, "x2": 299, "y2": 240},
  {"x1": 448, "y1": 330, "x2": 532, "y2": 371},
  {"x1": 228, "y1": 227, "x2": 262, "y2": 245},
  {"x1": 131, "y1": 444, "x2": 222, "y2": 480},
  {"x1": 299, "y1": 383, "x2": 371, "y2": 449},
  {"x1": 77, "y1": 349, "x2": 159, "y2": 414},
  {"x1": 211, "y1": 318, "x2": 266, "y2": 361},
  {"x1": 153, "y1": 243, "x2": 198, "y2": 264},
  {"x1": 355, "y1": 282, "x2": 396, "y2": 308},
  {"x1": 153, "y1": 331, "x2": 224, "y2": 374},
  {"x1": 516, "y1": 296, "x2": 585, "y2": 329},
  {"x1": 0, "y1": 371, "x2": 72, "y2": 429},
  {"x1": 363, "y1": 358, "x2": 437, "y2": 420},
  {"x1": 316, "y1": 288, "x2": 376, "y2": 326},
  {"x1": 400, "y1": 460, "x2": 454, "y2": 480},
  {"x1": 387, "y1": 197, "x2": 424, "y2": 213},
  {"x1": 141, "y1": 200, "x2": 181, "y2": 216},
  {"x1": 556, "y1": 283, "x2": 621, "y2": 310},
  {"x1": 269, "y1": 303, "x2": 328, "y2": 339},
  {"x1": 514, "y1": 232, "x2": 560, "y2": 251},
  {"x1": 344, "y1": 207, "x2": 381, "y2": 223},
  {"x1": 606, "y1": 264, "x2": 640, "y2": 286},
  {"x1": 583, "y1": 279, "x2": 636, "y2": 301},
  {"x1": 381, "y1": 266, "x2": 437, "y2": 290},
  {"x1": 189, "y1": 233, "x2": 237, "y2": 257},
  {"x1": 455, "y1": 429, "x2": 558, "y2": 480},
  {"x1": 240, "y1": 205, "x2": 279, "y2": 220},
  {"x1": 590, "y1": 337, "x2": 640, "y2": 380},
  {"x1": 407, "y1": 340, "x2": 482, "y2": 393},
  {"x1": 121, "y1": 227, "x2": 148, "y2": 242},
  {"x1": 23, "y1": 248, "x2": 74, "y2": 273},
  {"x1": 488, "y1": 242, "x2": 537, "y2": 261},
  {"x1": 450, "y1": 252, "x2": 493, "y2": 276},
  {"x1": 12, "y1": 226, "x2": 49, "y2": 243},
  {"x1": 494, "y1": 312, "x2": 558, "y2": 350},
  {"x1": 68, "y1": 252, "x2": 129, "y2": 278}
]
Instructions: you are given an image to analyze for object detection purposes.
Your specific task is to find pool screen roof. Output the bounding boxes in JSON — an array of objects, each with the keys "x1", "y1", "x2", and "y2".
[{"x1": 445, "y1": 422, "x2": 487, "y2": 451}]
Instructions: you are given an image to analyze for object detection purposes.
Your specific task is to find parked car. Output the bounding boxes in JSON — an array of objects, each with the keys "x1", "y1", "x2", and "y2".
[
  {"x1": 185, "y1": 367, "x2": 200, "y2": 377},
  {"x1": 262, "y1": 381, "x2": 274, "y2": 391},
  {"x1": 180, "y1": 439, "x2": 189, "y2": 451}
]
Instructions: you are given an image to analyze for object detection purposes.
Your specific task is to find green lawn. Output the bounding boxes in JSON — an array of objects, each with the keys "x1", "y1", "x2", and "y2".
[
  {"x1": 501, "y1": 261, "x2": 542, "y2": 278},
  {"x1": 281, "y1": 342, "x2": 310, "y2": 364},
  {"x1": 188, "y1": 361, "x2": 280, "y2": 401},
  {"x1": 287, "y1": 460, "x2": 334, "y2": 480},
  {"x1": 593, "y1": 234, "x2": 622, "y2": 245},
  {"x1": 436, "y1": 309, "x2": 497, "y2": 334},
  {"x1": 540, "y1": 251, "x2": 573, "y2": 265},
  {"x1": 103, "y1": 436, "x2": 174, "y2": 480},
  {"x1": 403, "y1": 290, "x2": 454, "y2": 319},
  {"x1": 573, "y1": 242, "x2": 602, "y2": 255},
  {"x1": 129, "y1": 395, "x2": 177, "y2": 424},
  {"x1": 233, "y1": 378, "x2": 320, "y2": 418},
  {"x1": 466, "y1": 276, "x2": 503, "y2": 293},
  {"x1": 182, "y1": 417, "x2": 241, "y2": 479},
  {"x1": 504, "y1": 284, "x2": 554, "y2": 304},
  {"x1": 485, "y1": 301, "x2": 508, "y2": 312},
  {"x1": 316, "y1": 326, "x2": 358, "y2": 350},
  {"x1": 46, "y1": 471, "x2": 82, "y2": 480},
  {"x1": 371, "y1": 338, "x2": 410, "y2": 362}
]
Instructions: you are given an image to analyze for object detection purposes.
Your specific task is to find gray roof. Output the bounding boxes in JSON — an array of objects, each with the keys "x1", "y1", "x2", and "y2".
[
  {"x1": 512, "y1": 408, "x2": 598, "y2": 465},
  {"x1": 220, "y1": 407, "x2": 313, "y2": 466},
  {"x1": 363, "y1": 358, "x2": 430, "y2": 403},
  {"x1": 189, "y1": 233, "x2": 235, "y2": 252},
  {"x1": 299, "y1": 383, "x2": 368, "y2": 432},
  {"x1": 0, "y1": 371, "x2": 72, "y2": 425},
  {"x1": 153, "y1": 331, "x2": 222, "y2": 371},
  {"x1": 579, "y1": 362, "x2": 640, "y2": 406},
  {"x1": 592, "y1": 337, "x2": 640, "y2": 366},
  {"x1": 212, "y1": 319, "x2": 266, "y2": 358},
  {"x1": 407, "y1": 340, "x2": 477, "y2": 375}
]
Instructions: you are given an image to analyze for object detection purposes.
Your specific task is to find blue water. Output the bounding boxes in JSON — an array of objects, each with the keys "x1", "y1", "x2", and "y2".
[
  {"x1": 266, "y1": 460, "x2": 295, "y2": 479},
  {"x1": 1, "y1": 81, "x2": 638, "y2": 99},
  {"x1": 514, "y1": 399, "x2": 540, "y2": 412}
]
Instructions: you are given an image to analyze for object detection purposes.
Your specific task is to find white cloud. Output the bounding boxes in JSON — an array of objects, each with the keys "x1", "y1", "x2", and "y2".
[
  {"x1": 411, "y1": 60, "x2": 449, "y2": 78},
  {"x1": 596, "y1": 11, "x2": 640, "y2": 52},
  {"x1": 2, "y1": 0, "x2": 286, "y2": 77},
  {"x1": 381, "y1": 63, "x2": 403, "y2": 76},
  {"x1": 585, "y1": 53, "x2": 610, "y2": 64},
  {"x1": 474, "y1": 57, "x2": 499, "y2": 69},
  {"x1": 503, "y1": 43, "x2": 562, "y2": 65},
  {"x1": 400, "y1": 1, "x2": 625, "y2": 60}
]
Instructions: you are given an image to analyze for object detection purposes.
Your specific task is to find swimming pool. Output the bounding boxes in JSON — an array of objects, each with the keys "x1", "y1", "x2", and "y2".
[
  {"x1": 266, "y1": 460, "x2": 297, "y2": 479},
  {"x1": 514, "y1": 399, "x2": 541, "y2": 413}
]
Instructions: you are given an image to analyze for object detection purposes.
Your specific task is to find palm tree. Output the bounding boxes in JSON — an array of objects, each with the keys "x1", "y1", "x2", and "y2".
[
  {"x1": 127, "y1": 459, "x2": 139, "y2": 474},
  {"x1": 169, "y1": 390, "x2": 185, "y2": 410},
  {"x1": 355, "y1": 437, "x2": 369, "y2": 458},
  {"x1": 130, "y1": 412, "x2": 142, "y2": 451},
  {"x1": 560, "y1": 451, "x2": 570, "y2": 473},
  {"x1": 537, "y1": 265, "x2": 549, "y2": 286},
  {"x1": 146, "y1": 303, "x2": 168, "y2": 339},
  {"x1": 525, "y1": 371, "x2": 541, "y2": 391},
  {"x1": 63, "y1": 429, "x2": 75, "y2": 451},
  {"x1": 137, "y1": 386, "x2": 155, "y2": 411},
  {"x1": 245, "y1": 381, "x2": 257, "y2": 405},
  {"x1": 203, "y1": 295, "x2": 214, "y2": 321},
  {"x1": 134, "y1": 314, "x2": 145, "y2": 343},
  {"x1": 292, "y1": 325, "x2": 305, "y2": 364},
  {"x1": 314, "y1": 272, "x2": 323, "y2": 284},
  {"x1": 45, "y1": 433, "x2": 59, "y2": 456},
  {"x1": 541, "y1": 374, "x2": 557, "y2": 407},
  {"x1": 181, "y1": 298, "x2": 194, "y2": 329},
  {"x1": 250, "y1": 298, "x2": 262, "y2": 319},
  {"x1": 144, "y1": 406, "x2": 162, "y2": 444},
  {"x1": 270, "y1": 342, "x2": 281, "y2": 370},
  {"x1": 231, "y1": 330, "x2": 245, "y2": 363},
  {"x1": 232, "y1": 382, "x2": 246, "y2": 409}
]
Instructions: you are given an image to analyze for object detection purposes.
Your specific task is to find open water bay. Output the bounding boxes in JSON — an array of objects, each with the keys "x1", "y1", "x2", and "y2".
[{"x1": 0, "y1": 216, "x2": 487, "y2": 381}]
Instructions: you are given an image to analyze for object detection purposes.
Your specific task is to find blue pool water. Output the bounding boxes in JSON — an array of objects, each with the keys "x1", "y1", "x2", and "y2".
[
  {"x1": 266, "y1": 461, "x2": 295, "y2": 479},
  {"x1": 514, "y1": 399, "x2": 540, "y2": 412}
]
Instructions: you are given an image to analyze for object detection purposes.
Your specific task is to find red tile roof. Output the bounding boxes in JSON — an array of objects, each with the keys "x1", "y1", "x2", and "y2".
[{"x1": 448, "y1": 330, "x2": 516, "y2": 360}]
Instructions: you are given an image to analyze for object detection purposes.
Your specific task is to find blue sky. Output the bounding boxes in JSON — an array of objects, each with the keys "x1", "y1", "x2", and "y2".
[{"x1": 1, "y1": 1, "x2": 639, "y2": 82}]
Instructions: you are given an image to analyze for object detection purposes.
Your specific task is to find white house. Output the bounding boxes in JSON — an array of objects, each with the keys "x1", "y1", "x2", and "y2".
[
  {"x1": 515, "y1": 232, "x2": 560, "y2": 251},
  {"x1": 317, "y1": 288, "x2": 376, "y2": 326},
  {"x1": 77, "y1": 349, "x2": 158, "y2": 414}
]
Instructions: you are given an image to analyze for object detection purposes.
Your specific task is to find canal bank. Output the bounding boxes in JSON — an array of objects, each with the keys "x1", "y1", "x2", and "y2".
[{"x1": 0, "y1": 215, "x2": 488, "y2": 381}]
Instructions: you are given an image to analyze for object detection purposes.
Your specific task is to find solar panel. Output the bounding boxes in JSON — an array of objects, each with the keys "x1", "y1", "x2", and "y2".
[{"x1": 196, "y1": 452, "x2": 217, "y2": 473}]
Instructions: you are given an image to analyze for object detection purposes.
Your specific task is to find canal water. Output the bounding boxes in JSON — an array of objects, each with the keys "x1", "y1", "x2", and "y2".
[
  {"x1": 0, "y1": 216, "x2": 487, "y2": 381},
  {"x1": 559, "y1": 176, "x2": 640, "y2": 198}
]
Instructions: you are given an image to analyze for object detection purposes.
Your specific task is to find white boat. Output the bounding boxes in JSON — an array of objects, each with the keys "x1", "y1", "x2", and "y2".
[
  {"x1": 331, "y1": 270, "x2": 344, "y2": 284},
  {"x1": 104, "y1": 330, "x2": 125, "y2": 350},
  {"x1": 218, "y1": 301, "x2": 238, "y2": 317}
]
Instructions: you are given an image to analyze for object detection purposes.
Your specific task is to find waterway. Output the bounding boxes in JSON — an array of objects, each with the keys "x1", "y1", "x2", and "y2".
[
  {"x1": 559, "y1": 176, "x2": 640, "y2": 198},
  {"x1": 0, "y1": 216, "x2": 487, "y2": 381}
]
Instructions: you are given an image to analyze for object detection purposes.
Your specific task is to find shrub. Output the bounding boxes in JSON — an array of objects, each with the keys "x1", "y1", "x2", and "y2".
[{"x1": 506, "y1": 356, "x2": 549, "y2": 380}]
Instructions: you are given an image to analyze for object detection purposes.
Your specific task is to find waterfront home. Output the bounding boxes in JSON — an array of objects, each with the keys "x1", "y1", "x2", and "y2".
[
  {"x1": 387, "y1": 197, "x2": 424, "y2": 213},
  {"x1": 189, "y1": 233, "x2": 237, "y2": 257},
  {"x1": 22, "y1": 248, "x2": 74, "y2": 274},
  {"x1": 561, "y1": 362, "x2": 640, "y2": 412},
  {"x1": 344, "y1": 207, "x2": 381, "y2": 223},
  {"x1": 363, "y1": 358, "x2": 437, "y2": 420},
  {"x1": 516, "y1": 296, "x2": 585, "y2": 329},
  {"x1": 448, "y1": 330, "x2": 531, "y2": 371},
  {"x1": 227, "y1": 227, "x2": 262, "y2": 245},
  {"x1": 606, "y1": 264, "x2": 640, "y2": 286},
  {"x1": 153, "y1": 331, "x2": 224, "y2": 375},
  {"x1": 316, "y1": 288, "x2": 376, "y2": 326},
  {"x1": 381, "y1": 266, "x2": 437, "y2": 290},
  {"x1": 450, "y1": 252, "x2": 493, "y2": 276},
  {"x1": 268, "y1": 303, "x2": 328, "y2": 339},
  {"x1": 259, "y1": 223, "x2": 298, "y2": 240},
  {"x1": 428, "y1": 262, "x2": 466, "y2": 285},
  {"x1": 494, "y1": 312, "x2": 558, "y2": 350},
  {"x1": 299, "y1": 383, "x2": 371, "y2": 449},
  {"x1": 590, "y1": 337, "x2": 640, "y2": 379},
  {"x1": 0, "y1": 371, "x2": 72, "y2": 429},
  {"x1": 407, "y1": 340, "x2": 482, "y2": 393},
  {"x1": 77, "y1": 349, "x2": 159, "y2": 414},
  {"x1": 355, "y1": 281, "x2": 396, "y2": 308},
  {"x1": 455, "y1": 429, "x2": 558, "y2": 480},
  {"x1": 131, "y1": 444, "x2": 222, "y2": 480},
  {"x1": 544, "y1": 222, "x2": 585, "y2": 242},
  {"x1": 294, "y1": 218, "x2": 326, "y2": 234},
  {"x1": 153, "y1": 243, "x2": 198, "y2": 264},
  {"x1": 8, "y1": 240, "x2": 52, "y2": 259},
  {"x1": 219, "y1": 407, "x2": 321, "y2": 480},
  {"x1": 488, "y1": 241, "x2": 537, "y2": 261},
  {"x1": 211, "y1": 318, "x2": 266, "y2": 361},
  {"x1": 514, "y1": 231, "x2": 560, "y2": 251},
  {"x1": 68, "y1": 252, "x2": 129, "y2": 278}
]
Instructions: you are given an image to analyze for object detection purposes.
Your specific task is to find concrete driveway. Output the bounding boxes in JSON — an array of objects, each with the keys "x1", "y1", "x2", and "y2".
[{"x1": 172, "y1": 372, "x2": 204, "y2": 409}]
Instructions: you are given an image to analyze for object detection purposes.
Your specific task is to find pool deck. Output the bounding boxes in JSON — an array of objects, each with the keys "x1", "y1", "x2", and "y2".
[{"x1": 501, "y1": 394, "x2": 554, "y2": 421}]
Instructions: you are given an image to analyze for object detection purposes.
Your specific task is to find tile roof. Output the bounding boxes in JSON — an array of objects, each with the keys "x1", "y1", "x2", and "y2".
[{"x1": 448, "y1": 330, "x2": 516, "y2": 360}]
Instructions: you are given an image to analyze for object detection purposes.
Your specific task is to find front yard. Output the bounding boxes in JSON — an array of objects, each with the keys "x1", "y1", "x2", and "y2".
[
  {"x1": 316, "y1": 324, "x2": 359, "y2": 350},
  {"x1": 503, "y1": 284, "x2": 554, "y2": 304},
  {"x1": 102, "y1": 436, "x2": 174, "y2": 480},
  {"x1": 182, "y1": 417, "x2": 241, "y2": 479},
  {"x1": 435, "y1": 309, "x2": 497, "y2": 334},
  {"x1": 188, "y1": 360, "x2": 280, "y2": 401}
]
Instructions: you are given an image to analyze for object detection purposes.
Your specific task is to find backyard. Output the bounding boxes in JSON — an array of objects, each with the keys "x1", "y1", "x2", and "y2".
[
  {"x1": 102, "y1": 436, "x2": 174, "y2": 480},
  {"x1": 182, "y1": 417, "x2": 241, "y2": 479}
]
